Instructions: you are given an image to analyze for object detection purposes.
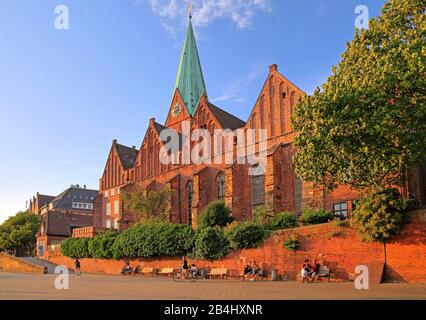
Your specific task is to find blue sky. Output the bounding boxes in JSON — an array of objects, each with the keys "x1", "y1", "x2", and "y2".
[{"x1": 0, "y1": 0, "x2": 386, "y2": 223}]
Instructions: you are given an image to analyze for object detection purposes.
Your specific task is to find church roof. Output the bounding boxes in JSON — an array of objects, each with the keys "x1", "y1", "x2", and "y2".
[
  {"x1": 173, "y1": 17, "x2": 207, "y2": 116},
  {"x1": 115, "y1": 143, "x2": 138, "y2": 169},
  {"x1": 207, "y1": 102, "x2": 246, "y2": 130}
]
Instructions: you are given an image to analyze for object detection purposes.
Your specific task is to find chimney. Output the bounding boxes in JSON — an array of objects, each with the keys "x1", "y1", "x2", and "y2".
[
  {"x1": 84, "y1": 185, "x2": 86, "y2": 189},
  {"x1": 113, "y1": 139, "x2": 117, "y2": 145},
  {"x1": 149, "y1": 117, "x2": 156, "y2": 125},
  {"x1": 269, "y1": 64, "x2": 278, "y2": 73}
]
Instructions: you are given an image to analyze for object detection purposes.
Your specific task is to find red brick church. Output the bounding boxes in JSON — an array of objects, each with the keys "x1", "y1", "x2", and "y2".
[{"x1": 91, "y1": 16, "x2": 426, "y2": 233}]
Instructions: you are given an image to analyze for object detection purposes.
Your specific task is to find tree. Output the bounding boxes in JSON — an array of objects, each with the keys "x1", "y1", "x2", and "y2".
[
  {"x1": 293, "y1": 0, "x2": 426, "y2": 192},
  {"x1": 197, "y1": 201, "x2": 233, "y2": 229},
  {"x1": 352, "y1": 188, "x2": 406, "y2": 279},
  {"x1": 0, "y1": 211, "x2": 41, "y2": 256},
  {"x1": 123, "y1": 186, "x2": 174, "y2": 223},
  {"x1": 194, "y1": 227, "x2": 230, "y2": 261}
]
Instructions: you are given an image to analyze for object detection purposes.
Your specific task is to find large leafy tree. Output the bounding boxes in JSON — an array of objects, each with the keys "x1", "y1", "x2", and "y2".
[
  {"x1": 123, "y1": 186, "x2": 173, "y2": 223},
  {"x1": 293, "y1": 0, "x2": 426, "y2": 191},
  {"x1": 0, "y1": 211, "x2": 41, "y2": 256}
]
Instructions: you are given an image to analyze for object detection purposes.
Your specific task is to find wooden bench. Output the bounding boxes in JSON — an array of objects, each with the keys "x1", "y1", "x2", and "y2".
[
  {"x1": 140, "y1": 267, "x2": 157, "y2": 276},
  {"x1": 158, "y1": 268, "x2": 174, "y2": 277},
  {"x1": 207, "y1": 268, "x2": 228, "y2": 279}
]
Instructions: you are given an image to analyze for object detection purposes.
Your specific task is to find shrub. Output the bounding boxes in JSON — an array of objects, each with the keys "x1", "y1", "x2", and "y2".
[
  {"x1": 194, "y1": 227, "x2": 230, "y2": 260},
  {"x1": 333, "y1": 220, "x2": 349, "y2": 228},
  {"x1": 88, "y1": 231, "x2": 118, "y2": 259},
  {"x1": 269, "y1": 212, "x2": 298, "y2": 230},
  {"x1": 225, "y1": 221, "x2": 266, "y2": 249},
  {"x1": 352, "y1": 188, "x2": 406, "y2": 244},
  {"x1": 61, "y1": 237, "x2": 91, "y2": 259},
  {"x1": 197, "y1": 201, "x2": 233, "y2": 229},
  {"x1": 402, "y1": 197, "x2": 421, "y2": 212},
  {"x1": 300, "y1": 209, "x2": 333, "y2": 225},
  {"x1": 283, "y1": 234, "x2": 300, "y2": 251},
  {"x1": 252, "y1": 206, "x2": 273, "y2": 226},
  {"x1": 112, "y1": 223, "x2": 195, "y2": 259}
]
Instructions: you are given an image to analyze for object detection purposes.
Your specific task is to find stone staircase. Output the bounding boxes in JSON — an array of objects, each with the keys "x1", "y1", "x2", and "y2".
[{"x1": 16, "y1": 257, "x2": 62, "y2": 274}]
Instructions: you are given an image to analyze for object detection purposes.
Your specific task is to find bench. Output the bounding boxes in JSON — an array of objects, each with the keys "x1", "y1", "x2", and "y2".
[
  {"x1": 158, "y1": 268, "x2": 174, "y2": 277},
  {"x1": 140, "y1": 267, "x2": 157, "y2": 276},
  {"x1": 317, "y1": 266, "x2": 331, "y2": 282},
  {"x1": 207, "y1": 268, "x2": 227, "y2": 279}
]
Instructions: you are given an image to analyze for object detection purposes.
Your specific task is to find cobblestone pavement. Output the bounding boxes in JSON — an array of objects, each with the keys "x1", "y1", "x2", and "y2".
[{"x1": 0, "y1": 272, "x2": 425, "y2": 300}]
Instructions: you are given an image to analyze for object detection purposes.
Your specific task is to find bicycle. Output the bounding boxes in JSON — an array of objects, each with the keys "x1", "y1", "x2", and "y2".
[{"x1": 173, "y1": 266, "x2": 198, "y2": 282}]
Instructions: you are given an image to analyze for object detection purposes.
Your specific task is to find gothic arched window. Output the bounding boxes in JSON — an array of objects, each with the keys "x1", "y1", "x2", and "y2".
[
  {"x1": 279, "y1": 82, "x2": 286, "y2": 134},
  {"x1": 259, "y1": 95, "x2": 265, "y2": 130},
  {"x1": 269, "y1": 77, "x2": 275, "y2": 136},
  {"x1": 290, "y1": 92, "x2": 296, "y2": 117},
  {"x1": 217, "y1": 173, "x2": 225, "y2": 200},
  {"x1": 187, "y1": 181, "x2": 193, "y2": 227}
]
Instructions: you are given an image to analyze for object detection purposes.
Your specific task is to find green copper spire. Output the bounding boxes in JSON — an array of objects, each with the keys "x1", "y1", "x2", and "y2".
[{"x1": 173, "y1": 14, "x2": 207, "y2": 116}]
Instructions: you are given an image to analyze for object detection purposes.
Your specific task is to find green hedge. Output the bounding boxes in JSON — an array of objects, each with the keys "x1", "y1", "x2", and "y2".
[
  {"x1": 225, "y1": 221, "x2": 266, "y2": 249},
  {"x1": 112, "y1": 223, "x2": 195, "y2": 259},
  {"x1": 283, "y1": 234, "x2": 300, "y2": 251},
  {"x1": 194, "y1": 227, "x2": 230, "y2": 260},
  {"x1": 197, "y1": 201, "x2": 233, "y2": 229},
  {"x1": 269, "y1": 212, "x2": 298, "y2": 230},
  {"x1": 300, "y1": 209, "x2": 333, "y2": 226},
  {"x1": 88, "y1": 231, "x2": 118, "y2": 259},
  {"x1": 60, "y1": 237, "x2": 91, "y2": 259}
]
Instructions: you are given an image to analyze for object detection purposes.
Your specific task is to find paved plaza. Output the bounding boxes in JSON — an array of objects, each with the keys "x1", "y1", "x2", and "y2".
[{"x1": 0, "y1": 272, "x2": 425, "y2": 300}]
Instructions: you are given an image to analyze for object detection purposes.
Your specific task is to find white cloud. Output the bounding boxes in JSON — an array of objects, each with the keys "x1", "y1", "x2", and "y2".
[
  {"x1": 62, "y1": 159, "x2": 73, "y2": 165},
  {"x1": 212, "y1": 64, "x2": 263, "y2": 104},
  {"x1": 135, "y1": 0, "x2": 272, "y2": 34}
]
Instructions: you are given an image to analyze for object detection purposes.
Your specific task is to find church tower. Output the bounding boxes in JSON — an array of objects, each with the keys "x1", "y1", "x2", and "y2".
[{"x1": 166, "y1": 12, "x2": 207, "y2": 131}]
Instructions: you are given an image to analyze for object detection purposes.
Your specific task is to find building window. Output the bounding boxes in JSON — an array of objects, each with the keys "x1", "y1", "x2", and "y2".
[
  {"x1": 187, "y1": 181, "x2": 193, "y2": 227},
  {"x1": 251, "y1": 174, "x2": 265, "y2": 208},
  {"x1": 114, "y1": 218, "x2": 119, "y2": 230},
  {"x1": 105, "y1": 191, "x2": 109, "y2": 197},
  {"x1": 114, "y1": 200, "x2": 119, "y2": 215},
  {"x1": 217, "y1": 173, "x2": 225, "y2": 200},
  {"x1": 333, "y1": 202, "x2": 348, "y2": 220},
  {"x1": 106, "y1": 202, "x2": 111, "y2": 216},
  {"x1": 111, "y1": 189, "x2": 115, "y2": 196},
  {"x1": 106, "y1": 219, "x2": 111, "y2": 229}
]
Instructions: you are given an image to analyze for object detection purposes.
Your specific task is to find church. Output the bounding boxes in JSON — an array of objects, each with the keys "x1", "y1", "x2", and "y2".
[{"x1": 90, "y1": 15, "x2": 426, "y2": 233}]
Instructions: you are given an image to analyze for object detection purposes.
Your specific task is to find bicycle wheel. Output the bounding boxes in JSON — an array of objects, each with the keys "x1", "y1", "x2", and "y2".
[{"x1": 173, "y1": 272, "x2": 183, "y2": 282}]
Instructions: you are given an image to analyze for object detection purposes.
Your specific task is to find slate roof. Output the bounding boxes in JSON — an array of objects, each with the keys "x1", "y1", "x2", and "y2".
[
  {"x1": 153, "y1": 121, "x2": 184, "y2": 151},
  {"x1": 37, "y1": 194, "x2": 55, "y2": 208},
  {"x1": 45, "y1": 211, "x2": 93, "y2": 237},
  {"x1": 115, "y1": 143, "x2": 138, "y2": 169},
  {"x1": 207, "y1": 102, "x2": 246, "y2": 130},
  {"x1": 50, "y1": 186, "x2": 99, "y2": 211}
]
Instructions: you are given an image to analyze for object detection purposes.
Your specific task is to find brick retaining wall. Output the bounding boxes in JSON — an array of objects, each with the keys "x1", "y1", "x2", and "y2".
[{"x1": 43, "y1": 211, "x2": 426, "y2": 283}]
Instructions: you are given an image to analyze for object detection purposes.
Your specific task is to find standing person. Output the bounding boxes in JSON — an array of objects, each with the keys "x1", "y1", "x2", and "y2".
[
  {"x1": 75, "y1": 258, "x2": 81, "y2": 277},
  {"x1": 182, "y1": 256, "x2": 189, "y2": 277}
]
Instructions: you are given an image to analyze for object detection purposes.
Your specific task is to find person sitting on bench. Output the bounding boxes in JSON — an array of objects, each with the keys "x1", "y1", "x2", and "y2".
[
  {"x1": 301, "y1": 259, "x2": 313, "y2": 283},
  {"x1": 122, "y1": 262, "x2": 133, "y2": 275},
  {"x1": 310, "y1": 260, "x2": 320, "y2": 282}
]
